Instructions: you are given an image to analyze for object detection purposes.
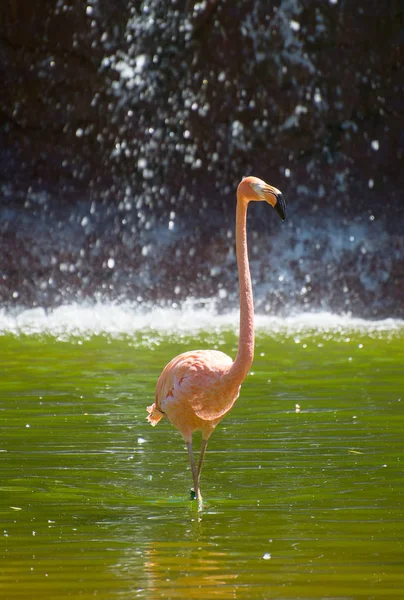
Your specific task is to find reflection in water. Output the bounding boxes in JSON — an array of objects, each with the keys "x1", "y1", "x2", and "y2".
[{"x1": 144, "y1": 541, "x2": 238, "y2": 599}]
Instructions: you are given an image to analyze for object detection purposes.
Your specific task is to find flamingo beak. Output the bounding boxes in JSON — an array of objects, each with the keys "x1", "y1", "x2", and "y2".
[
  {"x1": 260, "y1": 184, "x2": 286, "y2": 221},
  {"x1": 274, "y1": 193, "x2": 286, "y2": 221}
]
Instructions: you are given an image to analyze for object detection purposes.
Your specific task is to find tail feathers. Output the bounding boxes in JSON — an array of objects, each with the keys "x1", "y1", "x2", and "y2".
[{"x1": 147, "y1": 403, "x2": 164, "y2": 426}]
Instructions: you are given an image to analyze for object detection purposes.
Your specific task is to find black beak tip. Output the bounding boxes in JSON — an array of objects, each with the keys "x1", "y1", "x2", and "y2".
[{"x1": 274, "y1": 193, "x2": 286, "y2": 221}]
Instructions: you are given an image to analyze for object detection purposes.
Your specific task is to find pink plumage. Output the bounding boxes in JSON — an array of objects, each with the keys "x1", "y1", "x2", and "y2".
[{"x1": 148, "y1": 350, "x2": 239, "y2": 437}]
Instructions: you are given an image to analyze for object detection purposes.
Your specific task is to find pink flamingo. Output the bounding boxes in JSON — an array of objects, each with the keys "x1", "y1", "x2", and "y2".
[{"x1": 147, "y1": 176, "x2": 286, "y2": 501}]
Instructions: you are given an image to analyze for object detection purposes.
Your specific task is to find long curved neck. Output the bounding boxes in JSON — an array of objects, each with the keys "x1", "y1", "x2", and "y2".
[{"x1": 228, "y1": 197, "x2": 254, "y2": 384}]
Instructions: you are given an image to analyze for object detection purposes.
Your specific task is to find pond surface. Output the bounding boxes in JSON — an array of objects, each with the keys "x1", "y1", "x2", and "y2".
[{"x1": 1, "y1": 309, "x2": 403, "y2": 599}]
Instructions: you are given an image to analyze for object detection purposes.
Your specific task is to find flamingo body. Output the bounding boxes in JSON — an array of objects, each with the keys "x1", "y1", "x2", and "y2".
[
  {"x1": 147, "y1": 176, "x2": 286, "y2": 501},
  {"x1": 148, "y1": 349, "x2": 239, "y2": 441}
]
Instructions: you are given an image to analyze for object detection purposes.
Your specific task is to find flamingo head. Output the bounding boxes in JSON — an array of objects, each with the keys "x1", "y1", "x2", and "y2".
[{"x1": 238, "y1": 176, "x2": 286, "y2": 220}]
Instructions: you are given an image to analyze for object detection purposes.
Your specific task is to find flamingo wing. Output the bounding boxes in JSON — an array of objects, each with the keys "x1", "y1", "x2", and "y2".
[{"x1": 156, "y1": 350, "x2": 239, "y2": 421}]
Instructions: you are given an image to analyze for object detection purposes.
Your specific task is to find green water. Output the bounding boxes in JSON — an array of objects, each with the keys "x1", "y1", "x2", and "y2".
[{"x1": 1, "y1": 326, "x2": 403, "y2": 599}]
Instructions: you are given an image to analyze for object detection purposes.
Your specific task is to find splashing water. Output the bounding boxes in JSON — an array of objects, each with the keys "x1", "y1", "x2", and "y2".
[{"x1": 0, "y1": 301, "x2": 402, "y2": 341}]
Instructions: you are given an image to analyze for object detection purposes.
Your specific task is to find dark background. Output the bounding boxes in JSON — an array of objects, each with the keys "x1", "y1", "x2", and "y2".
[{"x1": 1, "y1": 0, "x2": 403, "y2": 317}]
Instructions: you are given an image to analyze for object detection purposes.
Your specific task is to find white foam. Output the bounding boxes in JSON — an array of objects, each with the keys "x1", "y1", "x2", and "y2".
[{"x1": 0, "y1": 301, "x2": 402, "y2": 339}]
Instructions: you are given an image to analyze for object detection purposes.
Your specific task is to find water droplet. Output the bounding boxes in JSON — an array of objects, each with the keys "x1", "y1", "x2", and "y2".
[
  {"x1": 314, "y1": 89, "x2": 322, "y2": 103},
  {"x1": 231, "y1": 120, "x2": 244, "y2": 137}
]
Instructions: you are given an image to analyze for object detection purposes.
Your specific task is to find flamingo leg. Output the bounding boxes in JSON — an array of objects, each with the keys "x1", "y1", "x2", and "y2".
[
  {"x1": 197, "y1": 438, "x2": 208, "y2": 483},
  {"x1": 186, "y1": 441, "x2": 202, "y2": 501}
]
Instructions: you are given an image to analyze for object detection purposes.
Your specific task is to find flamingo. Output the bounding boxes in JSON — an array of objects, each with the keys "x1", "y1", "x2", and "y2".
[{"x1": 147, "y1": 176, "x2": 286, "y2": 501}]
